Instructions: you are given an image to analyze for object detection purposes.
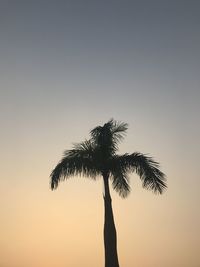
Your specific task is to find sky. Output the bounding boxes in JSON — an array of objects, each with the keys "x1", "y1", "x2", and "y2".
[{"x1": 0, "y1": 1, "x2": 200, "y2": 266}]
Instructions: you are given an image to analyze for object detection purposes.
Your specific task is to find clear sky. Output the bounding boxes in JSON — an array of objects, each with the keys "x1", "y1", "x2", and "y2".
[{"x1": 0, "y1": 1, "x2": 200, "y2": 266}]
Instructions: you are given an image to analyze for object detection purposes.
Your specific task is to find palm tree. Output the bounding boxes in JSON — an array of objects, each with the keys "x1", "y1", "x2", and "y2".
[{"x1": 50, "y1": 119, "x2": 166, "y2": 267}]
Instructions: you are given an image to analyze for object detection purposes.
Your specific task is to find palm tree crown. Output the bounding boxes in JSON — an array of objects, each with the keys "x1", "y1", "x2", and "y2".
[{"x1": 50, "y1": 119, "x2": 167, "y2": 196}]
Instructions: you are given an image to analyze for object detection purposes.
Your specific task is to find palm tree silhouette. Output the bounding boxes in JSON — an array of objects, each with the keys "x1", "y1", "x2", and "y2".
[{"x1": 50, "y1": 119, "x2": 166, "y2": 267}]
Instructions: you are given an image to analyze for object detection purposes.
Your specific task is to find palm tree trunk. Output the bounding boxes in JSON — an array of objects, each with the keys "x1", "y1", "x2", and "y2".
[{"x1": 103, "y1": 174, "x2": 120, "y2": 267}]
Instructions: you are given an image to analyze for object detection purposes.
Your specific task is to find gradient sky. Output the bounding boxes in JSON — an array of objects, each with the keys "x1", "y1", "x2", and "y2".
[{"x1": 1, "y1": 1, "x2": 200, "y2": 266}]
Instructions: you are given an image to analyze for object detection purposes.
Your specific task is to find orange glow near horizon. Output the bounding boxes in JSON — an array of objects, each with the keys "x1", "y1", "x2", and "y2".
[{"x1": 1, "y1": 139, "x2": 200, "y2": 267}]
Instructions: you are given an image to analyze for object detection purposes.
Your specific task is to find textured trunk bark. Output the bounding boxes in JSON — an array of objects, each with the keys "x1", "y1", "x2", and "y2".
[{"x1": 103, "y1": 174, "x2": 120, "y2": 267}]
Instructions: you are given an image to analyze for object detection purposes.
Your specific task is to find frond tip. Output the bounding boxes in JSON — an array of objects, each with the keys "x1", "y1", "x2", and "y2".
[
  {"x1": 117, "y1": 153, "x2": 167, "y2": 194},
  {"x1": 134, "y1": 153, "x2": 167, "y2": 194},
  {"x1": 50, "y1": 140, "x2": 100, "y2": 190},
  {"x1": 111, "y1": 173, "x2": 130, "y2": 198}
]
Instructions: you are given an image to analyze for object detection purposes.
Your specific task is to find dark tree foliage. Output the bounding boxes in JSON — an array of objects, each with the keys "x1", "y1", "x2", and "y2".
[{"x1": 50, "y1": 119, "x2": 166, "y2": 267}]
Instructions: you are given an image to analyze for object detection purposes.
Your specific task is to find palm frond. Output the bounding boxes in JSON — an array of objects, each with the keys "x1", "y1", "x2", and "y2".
[
  {"x1": 66, "y1": 140, "x2": 95, "y2": 158},
  {"x1": 90, "y1": 119, "x2": 128, "y2": 156},
  {"x1": 50, "y1": 140, "x2": 100, "y2": 190},
  {"x1": 108, "y1": 156, "x2": 130, "y2": 198},
  {"x1": 115, "y1": 153, "x2": 167, "y2": 194},
  {"x1": 110, "y1": 119, "x2": 128, "y2": 143},
  {"x1": 111, "y1": 171, "x2": 130, "y2": 198}
]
